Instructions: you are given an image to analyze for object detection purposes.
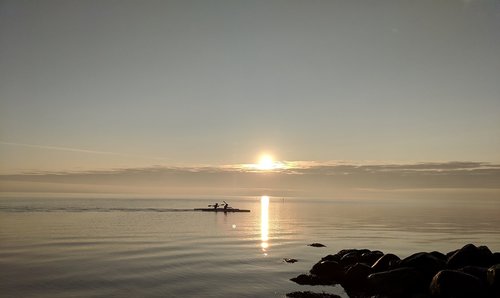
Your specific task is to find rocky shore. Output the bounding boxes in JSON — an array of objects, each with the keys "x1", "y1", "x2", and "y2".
[{"x1": 289, "y1": 243, "x2": 500, "y2": 298}]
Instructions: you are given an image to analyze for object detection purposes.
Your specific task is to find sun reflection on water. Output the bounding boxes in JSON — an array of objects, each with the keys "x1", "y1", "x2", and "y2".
[{"x1": 261, "y1": 195, "x2": 269, "y2": 255}]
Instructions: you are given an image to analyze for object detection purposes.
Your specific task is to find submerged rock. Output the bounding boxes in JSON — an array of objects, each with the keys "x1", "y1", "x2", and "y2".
[
  {"x1": 309, "y1": 243, "x2": 327, "y2": 247},
  {"x1": 290, "y1": 274, "x2": 337, "y2": 286},
  {"x1": 286, "y1": 291, "x2": 341, "y2": 298},
  {"x1": 284, "y1": 258, "x2": 298, "y2": 263}
]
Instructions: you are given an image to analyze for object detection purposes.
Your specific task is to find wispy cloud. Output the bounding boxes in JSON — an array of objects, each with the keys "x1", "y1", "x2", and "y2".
[{"x1": 0, "y1": 141, "x2": 170, "y2": 162}]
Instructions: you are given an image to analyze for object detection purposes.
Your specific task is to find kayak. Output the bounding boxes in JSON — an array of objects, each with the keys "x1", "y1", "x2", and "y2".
[{"x1": 194, "y1": 208, "x2": 250, "y2": 212}]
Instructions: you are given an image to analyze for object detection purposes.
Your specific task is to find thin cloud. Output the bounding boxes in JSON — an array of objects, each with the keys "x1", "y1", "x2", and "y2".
[{"x1": 0, "y1": 141, "x2": 170, "y2": 162}]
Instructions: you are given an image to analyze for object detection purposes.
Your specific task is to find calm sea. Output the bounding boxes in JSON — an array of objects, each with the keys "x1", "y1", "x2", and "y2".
[{"x1": 1, "y1": 195, "x2": 499, "y2": 297}]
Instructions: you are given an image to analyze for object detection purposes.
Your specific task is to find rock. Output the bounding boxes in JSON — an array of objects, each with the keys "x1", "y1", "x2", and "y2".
[
  {"x1": 460, "y1": 266, "x2": 488, "y2": 282},
  {"x1": 284, "y1": 258, "x2": 298, "y2": 263},
  {"x1": 487, "y1": 264, "x2": 500, "y2": 291},
  {"x1": 446, "y1": 249, "x2": 459, "y2": 259},
  {"x1": 368, "y1": 267, "x2": 426, "y2": 297},
  {"x1": 360, "y1": 250, "x2": 384, "y2": 266},
  {"x1": 340, "y1": 252, "x2": 361, "y2": 267},
  {"x1": 447, "y1": 243, "x2": 494, "y2": 269},
  {"x1": 286, "y1": 291, "x2": 341, "y2": 298},
  {"x1": 290, "y1": 274, "x2": 336, "y2": 286},
  {"x1": 310, "y1": 260, "x2": 345, "y2": 281},
  {"x1": 331, "y1": 249, "x2": 373, "y2": 267},
  {"x1": 371, "y1": 253, "x2": 401, "y2": 272},
  {"x1": 290, "y1": 245, "x2": 500, "y2": 298},
  {"x1": 308, "y1": 243, "x2": 326, "y2": 247},
  {"x1": 321, "y1": 254, "x2": 341, "y2": 263},
  {"x1": 478, "y1": 245, "x2": 495, "y2": 267},
  {"x1": 493, "y1": 252, "x2": 500, "y2": 264},
  {"x1": 400, "y1": 252, "x2": 446, "y2": 280},
  {"x1": 342, "y1": 263, "x2": 373, "y2": 288},
  {"x1": 430, "y1": 251, "x2": 447, "y2": 261},
  {"x1": 337, "y1": 248, "x2": 361, "y2": 257},
  {"x1": 429, "y1": 269, "x2": 487, "y2": 298}
]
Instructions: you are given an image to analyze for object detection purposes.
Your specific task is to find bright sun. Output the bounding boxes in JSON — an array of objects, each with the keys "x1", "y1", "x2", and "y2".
[{"x1": 257, "y1": 154, "x2": 275, "y2": 170}]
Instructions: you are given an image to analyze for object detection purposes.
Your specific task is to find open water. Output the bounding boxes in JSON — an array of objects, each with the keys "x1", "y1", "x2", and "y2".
[{"x1": 1, "y1": 195, "x2": 499, "y2": 297}]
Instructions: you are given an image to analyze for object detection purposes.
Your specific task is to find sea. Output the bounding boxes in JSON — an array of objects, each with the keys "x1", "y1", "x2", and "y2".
[{"x1": 1, "y1": 195, "x2": 499, "y2": 297}]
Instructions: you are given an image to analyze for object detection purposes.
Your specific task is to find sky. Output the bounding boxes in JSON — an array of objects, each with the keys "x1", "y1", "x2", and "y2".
[{"x1": 1, "y1": 0, "x2": 499, "y2": 196}]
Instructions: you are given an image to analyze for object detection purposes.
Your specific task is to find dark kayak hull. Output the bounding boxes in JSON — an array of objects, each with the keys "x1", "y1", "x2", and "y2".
[{"x1": 194, "y1": 208, "x2": 250, "y2": 212}]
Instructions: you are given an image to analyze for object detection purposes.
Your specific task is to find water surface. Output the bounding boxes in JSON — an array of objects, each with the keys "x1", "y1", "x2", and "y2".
[{"x1": 1, "y1": 196, "x2": 499, "y2": 297}]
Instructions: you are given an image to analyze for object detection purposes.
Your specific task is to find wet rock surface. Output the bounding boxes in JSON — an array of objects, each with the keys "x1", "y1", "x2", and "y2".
[{"x1": 288, "y1": 243, "x2": 500, "y2": 298}]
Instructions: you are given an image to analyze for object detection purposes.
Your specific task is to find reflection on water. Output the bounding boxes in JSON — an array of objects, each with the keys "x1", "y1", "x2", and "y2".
[{"x1": 260, "y1": 195, "x2": 269, "y2": 255}]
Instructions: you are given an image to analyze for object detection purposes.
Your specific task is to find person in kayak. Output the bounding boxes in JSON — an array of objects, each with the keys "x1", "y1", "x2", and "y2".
[
  {"x1": 222, "y1": 201, "x2": 229, "y2": 210},
  {"x1": 213, "y1": 202, "x2": 219, "y2": 210}
]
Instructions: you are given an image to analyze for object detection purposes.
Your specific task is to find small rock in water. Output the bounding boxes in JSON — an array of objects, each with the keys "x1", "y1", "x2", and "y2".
[
  {"x1": 290, "y1": 274, "x2": 337, "y2": 286},
  {"x1": 284, "y1": 258, "x2": 298, "y2": 263},
  {"x1": 286, "y1": 291, "x2": 341, "y2": 298},
  {"x1": 308, "y1": 243, "x2": 326, "y2": 247}
]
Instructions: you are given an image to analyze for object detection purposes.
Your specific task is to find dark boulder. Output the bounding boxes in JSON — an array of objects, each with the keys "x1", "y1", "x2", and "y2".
[
  {"x1": 493, "y1": 252, "x2": 500, "y2": 264},
  {"x1": 447, "y1": 244, "x2": 494, "y2": 269},
  {"x1": 342, "y1": 263, "x2": 373, "y2": 288},
  {"x1": 371, "y1": 253, "x2": 401, "y2": 272},
  {"x1": 487, "y1": 264, "x2": 500, "y2": 292},
  {"x1": 321, "y1": 254, "x2": 341, "y2": 263},
  {"x1": 460, "y1": 266, "x2": 488, "y2": 282},
  {"x1": 429, "y1": 269, "x2": 487, "y2": 298},
  {"x1": 368, "y1": 267, "x2": 426, "y2": 297},
  {"x1": 340, "y1": 252, "x2": 361, "y2": 267},
  {"x1": 400, "y1": 252, "x2": 446, "y2": 280},
  {"x1": 336, "y1": 249, "x2": 373, "y2": 267},
  {"x1": 446, "y1": 249, "x2": 459, "y2": 259},
  {"x1": 430, "y1": 251, "x2": 447, "y2": 261},
  {"x1": 310, "y1": 260, "x2": 344, "y2": 281},
  {"x1": 337, "y1": 248, "x2": 362, "y2": 257},
  {"x1": 360, "y1": 250, "x2": 384, "y2": 266}
]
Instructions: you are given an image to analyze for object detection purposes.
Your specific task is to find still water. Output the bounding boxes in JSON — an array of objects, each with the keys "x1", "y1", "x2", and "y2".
[{"x1": 1, "y1": 196, "x2": 499, "y2": 297}]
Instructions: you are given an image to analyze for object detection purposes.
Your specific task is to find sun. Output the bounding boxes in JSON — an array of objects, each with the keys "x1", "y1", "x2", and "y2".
[{"x1": 257, "y1": 154, "x2": 275, "y2": 170}]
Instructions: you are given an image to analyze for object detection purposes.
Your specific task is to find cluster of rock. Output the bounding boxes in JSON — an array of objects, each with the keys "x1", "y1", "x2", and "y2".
[{"x1": 290, "y1": 244, "x2": 500, "y2": 298}]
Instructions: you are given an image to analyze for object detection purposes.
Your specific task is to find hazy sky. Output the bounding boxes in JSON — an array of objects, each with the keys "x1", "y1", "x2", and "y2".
[{"x1": 1, "y1": 0, "x2": 500, "y2": 175}]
